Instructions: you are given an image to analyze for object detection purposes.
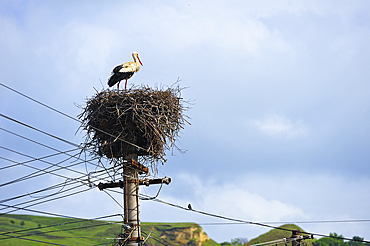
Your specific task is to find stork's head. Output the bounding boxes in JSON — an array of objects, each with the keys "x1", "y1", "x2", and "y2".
[{"x1": 132, "y1": 52, "x2": 143, "y2": 66}]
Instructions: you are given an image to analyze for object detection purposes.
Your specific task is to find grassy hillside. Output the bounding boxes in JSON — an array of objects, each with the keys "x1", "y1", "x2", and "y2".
[
  {"x1": 246, "y1": 224, "x2": 315, "y2": 246},
  {"x1": 0, "y1": 214, "x2": 121, "y2": 245},
  {"x1": 0, "y1": 214, "x2": 317, "y2": 246},
  {"x1": 0, "y1": 214, "x2": 218, "y2": 245}
]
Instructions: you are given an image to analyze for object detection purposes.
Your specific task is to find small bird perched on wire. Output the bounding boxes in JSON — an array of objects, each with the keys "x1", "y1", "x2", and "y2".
[
  {"x1": 108, "y1": 52, "x2": 143, "y2": 92},
  {"x1": 188, "y1": 204, "x2": 192, "y2": 210}
]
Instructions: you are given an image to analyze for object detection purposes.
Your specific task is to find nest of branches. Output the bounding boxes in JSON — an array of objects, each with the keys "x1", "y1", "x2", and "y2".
[{"x1": 78, "y1": 84, "x2": 189, "y2": 169}]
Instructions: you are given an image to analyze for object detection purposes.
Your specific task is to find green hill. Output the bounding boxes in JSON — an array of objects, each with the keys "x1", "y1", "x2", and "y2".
[
  {"x1": 0, "y1": 214, "x2": 218, "y2": 245},
  {"x1": 0, "y1": 214, "x2": 320, "y2": 246},
  {"x1": 246, "y1": 224, "x2": 315, "y2": 246}
]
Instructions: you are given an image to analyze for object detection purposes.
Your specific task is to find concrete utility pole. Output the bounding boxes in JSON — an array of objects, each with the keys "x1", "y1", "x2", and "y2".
[
  {"x1": 123, "y1": 153, "x2": 143, "y2": 246},
  {"x1": 97, "y1": 156, "x2": 170, "y2": 246},
  {"x1": 285, "y1": 230, "x2": 313, "y2": 246},
  {"x1": 291, "y1": 230, "x2": 301, "y2": 246}
]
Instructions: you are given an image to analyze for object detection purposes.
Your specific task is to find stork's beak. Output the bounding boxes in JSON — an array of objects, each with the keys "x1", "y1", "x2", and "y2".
[{"x1": 137, "y1": 56, "x2": 143, "y2": 66}]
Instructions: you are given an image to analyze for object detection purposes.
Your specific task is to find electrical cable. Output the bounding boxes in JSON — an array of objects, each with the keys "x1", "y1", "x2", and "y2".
[
  {"x1": 0, "y1": 146, "x2": 110, "y2": 188},
  {"x1": 0, "y1": 216, "x2": 124, "y2": 243},
  {"x1": 0, "y1": 126, "x2": 103, "y2": 171},
  {"x1": 0, "y1": 82, "x2": 79, "y2": 124},
  {"x1": 144, "y1": 197, "x2": 370, "y2": 243},
  {"x1": 0, "y1": 155, "x2": 100, "y2": 190},
  {"x1": 0, "y1": 113, "x2": 80, "y2": 147},
  {"x1": 196, "y1": 220, "x2": 370, "y2": 225},
  {"x1": 0, "y1": 165, "x2": 117, "y2": 205},
  {"x1": 0, "y1": 168, "x2": 118, "y2": 215},
  {"x1": 0, "y1": 151, "x2": 103, "y2": 188},
  {"x1": 0, "y1": 202, "x2": 122, "y2": 222},
  {"x1": 0, "y1": 232, "x2": 68, "y2": 246},
  {"x1": 141, "y1": 225, "x2": 174, "y2": 246},
  {"x1": 0, "y1": 146, "x2": 79, "y2": 171},
  {"x1": 260, "y1": 219, "x2": 370, "y2": 224},
  {"x1": 0, "y1": 166, "x2": 116, "y2": 213},
  {"x1": 0, "y1": 127, "x2": 117, "y2": 189},
  {"x1": 141, "y1": 230, "x2": 173, "y2": 246},
  {"x1": 0, "y1": 177, "x2": 83, "y2": 204},
  {"x1": 0, "y1": 220, "x2": 120, "y2": 241},
  {"x1": 0, "y1": 82, "x2": 148, "y2": 152},
  {"x1": 103, "y1": 189, "x2": 124, "y2": 210},
  {"x1": 0, "y1": 113, "x2": 146, "y2": 179},
  {"x1": 1, "y1": 186, "x2": 93, "y2": 215},
  {"x1": 0, "y1": 146, "x2": 83, "y2": 187},
  {"x1": 1, "y1": 176, "x2": 120, "y2": 217},
  {"x1": 140, "y1": 183, "x2": 163, "y2": 200},
  {"x1": 0, "y1": 213, "x2": 123, "y2": 238},
  {"x1": 0, "y1": 144, "x2": 83, "y2": 174}
]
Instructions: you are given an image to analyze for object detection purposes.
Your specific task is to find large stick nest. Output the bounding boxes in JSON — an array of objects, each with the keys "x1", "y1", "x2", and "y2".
[{"x1": 78, "y1": 84, "x2": 189, "y2": 169}]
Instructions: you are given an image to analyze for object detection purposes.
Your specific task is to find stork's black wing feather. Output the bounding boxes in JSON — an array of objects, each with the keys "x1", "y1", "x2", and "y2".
[
  {"x1": 108, "y1": 72, "x2": 134, "y2": 87},
  {"x1": 112, "y1": 65, "x2": 123, "y2": 74}
]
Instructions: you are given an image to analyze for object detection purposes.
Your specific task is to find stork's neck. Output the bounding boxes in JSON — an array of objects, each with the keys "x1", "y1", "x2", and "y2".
[{"x1": 133, "y1": 56, "x2": 140, "y2": 64}]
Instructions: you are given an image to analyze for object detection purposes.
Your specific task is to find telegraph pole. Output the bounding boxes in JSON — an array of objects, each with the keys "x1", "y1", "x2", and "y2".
[
  {"x1": 123, "y1": 152, "x2": 142, "y2": 245},
  {"x1": 98, "y1": 156, "x2": 171, "y2": 245},
  {"x1": 284, "y1": 230, "x2": 313, "y2": 246}
]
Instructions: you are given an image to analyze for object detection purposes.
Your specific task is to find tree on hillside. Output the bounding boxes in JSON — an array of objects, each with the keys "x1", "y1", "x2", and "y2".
[
  {"x1": 346, "y1": 236, "x2": 365, "y2": 246},
  {"x1": 220, "y1": 238, "x2": 249, "y2": 245},
  {"x1": 315, "y1": 233, "x2": 365, "y2": 246}
]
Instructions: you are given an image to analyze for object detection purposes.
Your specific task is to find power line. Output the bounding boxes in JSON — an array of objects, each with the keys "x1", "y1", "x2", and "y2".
[
  {"x1": 1, "y1": 186, "x2": 93, "y2": 215},
  {"x1": 0, "y1": 82, "x2": 80, "y2": 123},
  {"x1": 0, "y1": 154, "x2": 100, "y2": 188},
  {"x1": 0, "y1": 113, "x2": 80, "y2": 147},
  {"x1": 0, "y1": 147, "x2": 80, "y2": 171},
  {"x1": 0, "y1": 214, "x2": 124, "y2": 243},
  {"x1": 141, "y1": 229, "x2": 173, "y2": 246},
  {"x1": 0, "y1": 145, "x2": 83, "y2": 187},
  {"x1": 0, "y1": 162, "x2": 122, "y2": 206},
  {"x1": 0, "y1": 168, "x2": 118, "y2": 215},
  {"x1": 0, "y1": 144, "x2": 115, "y2": 188},
  {"x1": 141, "y1": 225, "x2": 174, "y2": 246},
  {"x1": 263, "y1": 220, "x2": 370, "y2": 224},
  {"x1": 0, "y1": 144, "x2": 83, "y2": 174},
  {"x1": 0, "y1": 213, "x2": 123, "y2": 238},
  {"x1": 145, "y1": 197, "x2": 370, "y2": 243},
  {"x1": 102, "y1": 189, "x2": 124, "y2": 210},
  {"x1": 0, "y1": 202, "x2": 123, "y2": 222},
  {"x1": 0, "y1": 126, "x2": 102, "y2": 171},
  {"x1": 196, "y1": 219, "x2": 370, "y2": 226},
  {"x1": 0, "y1": 233, "x2": 68, "y2": 246},
  {"x1": 0, "y1": 220, "x2": 120, "y2": 242},
  {"x1": 0, "y1": 82, "x2": 148, "y2": 152},
  {"x1": 0, "y1": 168, "x2": 114, "y2": 214},
  {"x1": 0, "y1": 177, "x2": 83, "y2": 204},
  {"x1": 0, "y1": 112, "x2": 131, "y2": 183}
]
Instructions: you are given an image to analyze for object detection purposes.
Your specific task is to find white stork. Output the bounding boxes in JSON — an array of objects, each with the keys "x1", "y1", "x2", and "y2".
[{"x1": 108, "y1": 52, "x2": 143, "y2": 92}]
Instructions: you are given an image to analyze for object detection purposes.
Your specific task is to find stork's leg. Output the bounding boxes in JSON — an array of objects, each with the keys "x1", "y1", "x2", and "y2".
[
  {"x1": 117, "y1": 82, "x2": 120, "y2": 91},
  {"x1": 125, "y1": 79, "x2": 128, "y2": 93}
]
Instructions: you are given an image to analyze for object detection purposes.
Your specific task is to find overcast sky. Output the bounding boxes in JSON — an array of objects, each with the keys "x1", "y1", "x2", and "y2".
[{"x1": 1, "y1": 0, "x2": 370, "y2": 243}]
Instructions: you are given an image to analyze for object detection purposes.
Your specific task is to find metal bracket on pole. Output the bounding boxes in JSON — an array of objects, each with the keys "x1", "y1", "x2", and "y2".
[
  {"x1": 140, "y1": 177, "x2": 171, "y2": 186},
  {"x1": 123, "y1": 159, "x2": 149, "y2": 174},
  {"x1": 97, "y1": 176, "x2": 171, "y2": 190},
  {"x1": 286, "y1": 230, "x2": 314, "y2": 246}
]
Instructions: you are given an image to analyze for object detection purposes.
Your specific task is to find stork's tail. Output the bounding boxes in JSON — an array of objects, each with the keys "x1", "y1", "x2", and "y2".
[{"x1": 108, "y1": 74, "x2": 120, "y2": 87}]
